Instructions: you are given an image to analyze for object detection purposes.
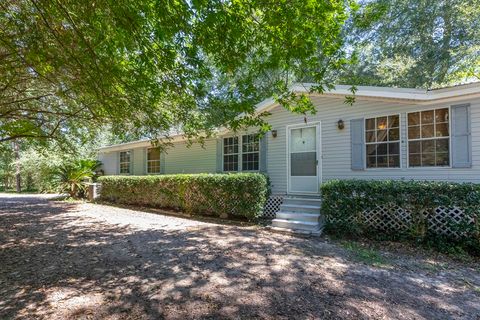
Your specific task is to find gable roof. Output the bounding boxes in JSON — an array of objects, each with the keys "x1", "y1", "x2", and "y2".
[{"x1": 99, "y1": 82, "x2": 480, "y2": 152}]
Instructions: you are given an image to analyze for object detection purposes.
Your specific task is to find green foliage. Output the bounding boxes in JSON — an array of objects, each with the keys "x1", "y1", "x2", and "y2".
[
  {"x1": 98, "y1": 173, "x2": 269, "y2": 220},
  {"x1": 53, "y1": 159, "x2": 101, "y2": 198},
  {"x1": 341, "y1": 241, "x2": 389, "y2": 266},
  {"x1": 0, "y1": 0, "x2": 353, "y2": 145},
  {"x1": 321, "y1": 180, "x2": 480, "y2": 252},
  {"x1": 341, "y1": 0, "x2": 480, "y2": 88},
  {"x1": 0, "y1": 128, "x2": 124, "y2": 192}
]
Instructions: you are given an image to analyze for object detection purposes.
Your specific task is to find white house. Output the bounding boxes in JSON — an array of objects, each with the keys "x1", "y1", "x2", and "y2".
[{"x1": 98, "y1": 82, "x2": 480, "y2": 233}]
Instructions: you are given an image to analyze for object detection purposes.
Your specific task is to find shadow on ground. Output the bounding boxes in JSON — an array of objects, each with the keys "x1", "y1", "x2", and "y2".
[{"x1": 0, "y1": 195, "x2": 479, "y2": 319}]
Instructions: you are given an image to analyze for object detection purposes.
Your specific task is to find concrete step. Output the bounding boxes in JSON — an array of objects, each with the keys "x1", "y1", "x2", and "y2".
[
  {"x1": 275, "y1": 211, "x2": 321, "y2": 223},
  {"x1": 269, "y1": 226, "x2": 324, "y2": 236},
  {"x1": 271, "y1": 219, "x2": 321, "y2": 232},
  {"x1": 279, "y1": 204, "x2": 321, "y2": 214},
  {"x1": 283, "y1": 197, "x2": 322, "y2": 206}
]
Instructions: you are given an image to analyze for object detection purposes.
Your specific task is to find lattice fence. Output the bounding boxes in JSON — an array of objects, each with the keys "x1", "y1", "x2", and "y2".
[
  {"x1": 327, "y1": 205, "x2": 477, "y2": 239},
  {"x1": 262, "y1": 195, "x2": 284, "y2": 218}
]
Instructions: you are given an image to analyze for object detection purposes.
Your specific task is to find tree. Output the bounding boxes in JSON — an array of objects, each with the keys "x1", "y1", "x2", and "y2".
[
  {"x1": 0, "y1": 127, "x2": 122, "y2": 192},
  {"x1": 340, "y1": 0, "x2": 480, "y2": 88},
  {"x1": 0, "y1": 0, "x2": 354, "y2": 145}
]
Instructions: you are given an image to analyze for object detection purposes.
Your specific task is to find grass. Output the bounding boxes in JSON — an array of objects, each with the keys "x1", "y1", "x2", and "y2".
[{"x1": 341, "y1": 241, "x2": 389, "y2": 267}]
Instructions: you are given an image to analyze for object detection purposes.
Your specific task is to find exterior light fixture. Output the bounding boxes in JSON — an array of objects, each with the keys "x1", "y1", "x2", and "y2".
[
  {"x1": 271, "y1": 129, "x2": 278, "y2": 138},
  {"x1": 337, "y1": 119, "x2": 345, "y2": 130}
]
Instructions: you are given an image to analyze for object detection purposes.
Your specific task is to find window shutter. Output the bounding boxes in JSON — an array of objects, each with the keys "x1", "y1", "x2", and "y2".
[
  {"x1": 116, "y1": 151, "x2": 120, "y2": 175},
  {"x1": 143, "y1": 148, "x2": 147, "y2": 175},
  {"x1": 216, "y1": 138, "x2": 223, "y2": 173},
  {"x1": 259, "y1": 135, "x2": 268, "y2": 173},
  {"x1": 351, "y1": 118, "x2": 365, "y2": 170},
  {"x1": 129, "y1": 150, "x2": 133, "y2": 175},
  {"x1": 160, "y1": 151, "x2": 166, "y2": 174},
  {"x1": 131, "y1": 149, "x2": 136, "y2": 175},
  {"x1": 451, "y1": 104, "x2": 472, "y2": 168}
]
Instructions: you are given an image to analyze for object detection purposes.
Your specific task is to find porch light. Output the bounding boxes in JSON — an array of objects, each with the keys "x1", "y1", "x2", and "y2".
[
  {"x1": 337, "y1": 119, "x2": 344, "y2": 130},
  {"x1": 271, "y1": 129, "x2": 278, "y2": 138}
]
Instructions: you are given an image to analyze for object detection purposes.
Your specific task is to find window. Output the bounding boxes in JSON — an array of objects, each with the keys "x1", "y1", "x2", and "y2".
[
  {"x1": 242, "y1": 134, "x2": 260, "y2": 171},
  {"x1": 119, "y1": 151, "x2": 131, "y2": 174},
  {"x1": 223, "y1": 134, "x2": 260, "y2": 171},
  {"x1": 365, "y1": 114, "x2": 400, "y2": 168},
  {"x1": 408, "y1": 108, "x2": 449, "y2": 167},
  {"x1": 147, "y1": 148, "x2": 161, "y2": 174},
  {"x1": 223, "y1": 137, "x2": 239, "y2": 171}
]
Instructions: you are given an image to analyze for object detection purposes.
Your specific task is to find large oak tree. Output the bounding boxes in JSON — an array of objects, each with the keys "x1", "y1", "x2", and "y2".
[{"x1": 0, "y1": 0, "x2": 353, "y2": 144}]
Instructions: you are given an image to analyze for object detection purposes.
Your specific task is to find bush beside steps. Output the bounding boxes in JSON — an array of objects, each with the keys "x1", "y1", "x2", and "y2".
[{"x1": 98, "y1": 173, "x2": 269, "y2": 221}]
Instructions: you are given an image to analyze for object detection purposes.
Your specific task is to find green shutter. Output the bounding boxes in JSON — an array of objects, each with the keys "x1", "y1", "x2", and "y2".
[
  {"x1": 160, "y1": 151, "x2": 166, "y2": 174},
  {"x1": 451, "y1": 104, "x2": 472, "y2": 168},
  {"x1": 351, "y1": 118, "x2": 365, "y2": 170},
  {"x1": 259, "y1": 135, "x2": 268, "y2": 173},
  {"x1": 116, "y1": 151, "x2": 120, "y2": 175},
  {"x1": 216, "y1": 138, "x2": 223, "y2": 173}
]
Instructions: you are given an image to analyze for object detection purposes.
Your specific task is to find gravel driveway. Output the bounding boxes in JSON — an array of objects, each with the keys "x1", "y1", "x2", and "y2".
[{"x1": 0, "y1": 194, "x2": 479, "y2": 319}]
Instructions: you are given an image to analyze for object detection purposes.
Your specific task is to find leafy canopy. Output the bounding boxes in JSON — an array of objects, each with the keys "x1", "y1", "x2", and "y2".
[
  {"x1": 0, "y1": 0, "x2": 354, "y2": 144},
  {"x1": 340, "y1": 0, "x2": 480, "y2": 88}
]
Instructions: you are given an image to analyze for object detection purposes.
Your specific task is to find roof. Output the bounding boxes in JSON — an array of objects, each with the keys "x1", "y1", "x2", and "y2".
[{"x1": 99, "y1": 82, "x2": 480, "y2": 152}]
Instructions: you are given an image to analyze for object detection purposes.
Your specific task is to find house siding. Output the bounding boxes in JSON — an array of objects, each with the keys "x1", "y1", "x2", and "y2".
[
  {"x1": 97, "y1": 94, "x2": 480, "y2": 195},
  {"x1": 265, "y1": 95, "x2": 480, "y2": 194},
  {"x1": 164, "y1": 140, "x2": 217, "y2": 174},
  {"x1": 132, "y1": 147, "x2": 145, "y2": 175},
  {"x1": 98, "y1": 151, "x2": 117, "y2": 175}
]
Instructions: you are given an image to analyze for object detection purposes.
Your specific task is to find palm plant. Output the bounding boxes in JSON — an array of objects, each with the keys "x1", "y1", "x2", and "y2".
[{"x1": 53, "y1": 159, "x2": 101, "y2": 198}]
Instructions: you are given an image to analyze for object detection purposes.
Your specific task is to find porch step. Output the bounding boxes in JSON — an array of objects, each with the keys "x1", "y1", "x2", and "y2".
[
  {"x1": 275, "y1": 211, "x2": 321, "y2": 223},
  {"x1": 270, "y1": 195, "x2": 324, "y2": 235},
  {"x1": 283, "y1": 197, "x2": 322, "y2": 206},
  {"x1": 271, "y1": 219, "x2": 322, "y2": 232},
  {"x1": 279, "y1": 204, "x2": 321, "y2": 214}
]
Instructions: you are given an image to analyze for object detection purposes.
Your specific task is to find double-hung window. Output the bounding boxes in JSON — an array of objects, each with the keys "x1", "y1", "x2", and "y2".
[
  {"x1": 242, "y1": 134, "x2": 260, "y2": 171},
  {"x1": 365, "y1": 115, "x2": 400, "y2": 168},
  {"x1": 407, "y1": 108, "x2": 450, "y2": 167},
  {"x1": 223, "y1": 137, "x2": 239, "y2": 171},
  {"x1": 147, "y1": 148, "x2": 161, "y2": 174},
  {"x1": 119, "y1": 151, "x2": 131, "y2": 174},
  {"x1": 223, "y1": 134, "x2": 259, "y2": 172}
]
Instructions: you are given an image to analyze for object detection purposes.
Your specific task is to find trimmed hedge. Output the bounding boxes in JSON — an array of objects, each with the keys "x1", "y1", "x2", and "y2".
[
  {"x1": 321, "y1": 180, "x2": 480, "y2": 242},
  {"x1": 98, "y1": 173, "x2": 269, "y2": 220}
]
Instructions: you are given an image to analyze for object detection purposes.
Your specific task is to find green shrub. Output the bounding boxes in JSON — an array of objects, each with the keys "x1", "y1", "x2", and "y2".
[
  {"x1": 53, "y1": 159, "x2": 102, "y2": 198},
  {"x1": 321, "y1": 180, "x2": 480, "y2": 251},
  {"x1": 98, "y1": 173, "x2": 269, "y2": 220}
]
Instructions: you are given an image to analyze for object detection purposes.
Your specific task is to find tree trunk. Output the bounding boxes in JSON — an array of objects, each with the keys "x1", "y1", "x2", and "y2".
[{"x1": 13, "y1": 141, "x2": 21, "y2": 193}]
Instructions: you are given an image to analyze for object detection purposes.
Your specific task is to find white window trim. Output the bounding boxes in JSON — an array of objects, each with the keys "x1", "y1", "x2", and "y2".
[
  {"x1": 241, "y1": 134, "x2": 261, "y2": 172},
  {"x1": 222, "y1": 136, "x2": 240, "y2": 172},
  {"x1": 222, "y1": 134, "x2": 261, "y2": 172},
  {"x1": 363, "y1": 113, "x2": 402, "y2": 170},
  {"x1": 119, "y1": 150, "x2": 132, "y2": 175},
  {"x1": 146, "y1": 147, "x2": 161, "y2": 174},
  {"x1": 406, "y1": 106, "x2": 452, "y2": 169}
]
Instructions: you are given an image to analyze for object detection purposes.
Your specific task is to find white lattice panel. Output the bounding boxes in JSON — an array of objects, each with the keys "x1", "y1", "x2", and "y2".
[
  {"x1": 330, "y1": 205, "x2": 477, "y2": 239},
  {"x1": 361, "y1": 205, "x2": 412, "y2": 232},
  {"x1": 427, "y1": 206, "x2": 476, "y2": 238},
  {"x1": 263, "y1": 195, "x2": 284, "y2": 218}
]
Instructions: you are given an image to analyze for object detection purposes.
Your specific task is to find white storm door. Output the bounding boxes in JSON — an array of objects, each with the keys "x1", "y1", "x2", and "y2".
[{"x1": 287, "y1": 123, "x2": 321, "y2": 194}]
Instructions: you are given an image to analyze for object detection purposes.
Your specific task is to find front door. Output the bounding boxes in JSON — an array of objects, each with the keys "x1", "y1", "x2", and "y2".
[{"x1": 287, "y1": 122, "x2": 321, "y2": 194}]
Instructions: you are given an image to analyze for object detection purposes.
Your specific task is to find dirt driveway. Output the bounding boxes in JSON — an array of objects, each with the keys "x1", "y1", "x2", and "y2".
[{"x1": 0, "y1": 194, "x2": 479, "y2": 319}]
